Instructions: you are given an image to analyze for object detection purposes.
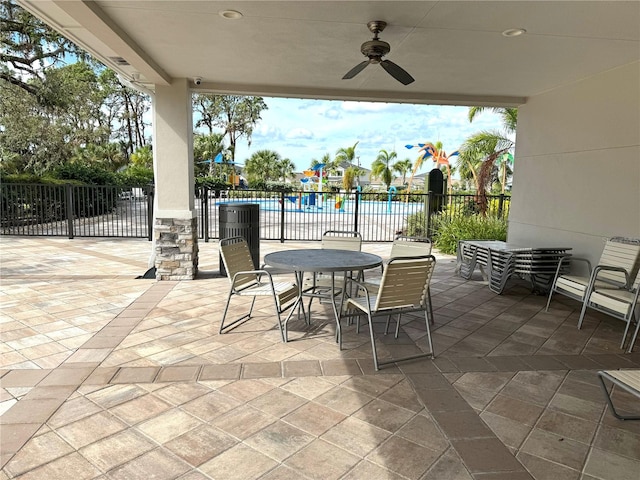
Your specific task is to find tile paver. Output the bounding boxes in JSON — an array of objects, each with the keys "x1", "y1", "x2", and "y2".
[{"x1": 2, "y1": 237, "x2": 640, "y2": 479}]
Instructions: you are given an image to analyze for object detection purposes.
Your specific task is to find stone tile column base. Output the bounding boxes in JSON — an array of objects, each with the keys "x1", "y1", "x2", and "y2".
[{"x1": 154, "y1": 217, "x2": 199, "y2": 280}]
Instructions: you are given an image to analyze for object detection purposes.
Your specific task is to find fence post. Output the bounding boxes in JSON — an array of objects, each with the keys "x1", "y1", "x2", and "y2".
[
  {"x1": 497, "y1": 193, "x2": 505, "y2": 218},
  {"x1": 147, "y1": 183, "x2": 154, "y2": 241},
  {"x1": 426, "y1": 191, "x2": 433, "y2": 239},
  {"x1": 354, "y1": 190, "x2": 360, "y2": 233},
  {"x1": 280, "y1": 191, "x2": 285, "y2": 243},
  {"x1": 65, "y1": 184, "x2": 74, "y2": 239},
  {"x1": 203, "y1": 186, "x2": 210, "y2": 242}
]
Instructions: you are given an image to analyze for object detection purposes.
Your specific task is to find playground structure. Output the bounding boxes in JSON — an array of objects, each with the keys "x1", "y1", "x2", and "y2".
[
  {"x1": 282, "y1": 163, "x2": 329, "y2": 211},
  {"x1": 404, "y1": 142, "x2": 459, "y2": 195}
]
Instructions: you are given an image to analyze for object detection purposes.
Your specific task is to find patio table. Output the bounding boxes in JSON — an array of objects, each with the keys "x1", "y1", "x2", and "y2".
[
  {"x1": 457, "y1": 240, "x2": 572, "y2": 294},
  {"x1": 263, "y1": 249, "x2": 382, "y2": 343}
]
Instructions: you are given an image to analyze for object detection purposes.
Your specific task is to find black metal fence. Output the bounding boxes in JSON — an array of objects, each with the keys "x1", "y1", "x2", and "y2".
[{"x1": 1, "y1": 183, "x2": 510, "y2": 242}]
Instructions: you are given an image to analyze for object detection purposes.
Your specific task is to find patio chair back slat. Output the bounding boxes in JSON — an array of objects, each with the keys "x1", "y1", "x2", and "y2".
[
  {"x1": 220, "y1": 238, "x2": 259, "y2": 289},
  {"x1": 321, "y1": 230, "x2": 362, "y2": 251},
  {"x1": 597, "y1": 240, "x2": 640, "y2": 285},
  {"x1": 376, "y1": 257, "x2": 435, "y2": 311},
  {"x1": 389, "y1": 236, "x2": 432, "y2": 259}
]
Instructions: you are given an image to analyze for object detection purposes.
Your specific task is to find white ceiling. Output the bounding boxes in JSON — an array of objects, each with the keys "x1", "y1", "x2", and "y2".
[{"x1": 18, "y1": 1, "x2": 640, "y2": 107}]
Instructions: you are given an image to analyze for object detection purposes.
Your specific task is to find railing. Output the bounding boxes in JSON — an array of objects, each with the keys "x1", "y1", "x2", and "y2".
[
  {"x1": 1, "y1": 183, "x2": 510, "y2": 242},
  {"x1": 1, "y1": 183, "x2": 154, "y2": 239}
]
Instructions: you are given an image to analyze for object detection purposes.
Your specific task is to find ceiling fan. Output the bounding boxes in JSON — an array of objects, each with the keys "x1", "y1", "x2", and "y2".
[{"x1": 342, "y1": 20, "x2": 414, "y2": 85}]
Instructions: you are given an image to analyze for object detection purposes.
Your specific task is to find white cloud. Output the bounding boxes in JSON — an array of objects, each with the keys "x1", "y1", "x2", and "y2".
[
  {"x1": 233, "y1": 97, "x2": 505, "y2": 172},
  {"x1": 341, "y1": 101, "x2": 393, "y2": 113},
  {"x1": 286, "y1": 128, "x2": 314, "y2": 140}
]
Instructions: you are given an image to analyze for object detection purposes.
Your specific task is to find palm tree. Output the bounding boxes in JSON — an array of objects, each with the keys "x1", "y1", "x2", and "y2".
[
  {"x1": 277, "y1": 157, "x2": 296, "y2": 182},
  {"x1": 456, "y1": 148, "x2": 483, "y2": 192},
  {"x1": 193, "y1": 133, "x2": 225, "y2": 177},
  {"x1": 461, "y1": 107, "x2": 517, "y2": 195},
  {"x1": 342, "y1": 167, "x2": 357, "y2": 190},
  {"x1": 393, "y1": 158, "x2": 412, "y2": 185},
  {"x1": 371, "y1": 148, "x2": 397, "y2": 190},
  {"x1": 244, "y1": 149, "x2": 282, "y2": 184},
  {"x1": 310, "y1": 153, "x2": 334, "y2": 172},
  {"x1": 335, "y1": 141, "x2": 359, "y2": 168}
]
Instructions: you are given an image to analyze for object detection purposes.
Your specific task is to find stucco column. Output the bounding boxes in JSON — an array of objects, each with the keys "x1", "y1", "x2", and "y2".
[{"x1": 152, "y1": 79, "x2": 198, "y2": 280}]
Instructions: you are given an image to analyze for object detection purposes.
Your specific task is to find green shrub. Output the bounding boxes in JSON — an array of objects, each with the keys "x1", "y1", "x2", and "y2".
[
  {"x1": 53, "y1": 163, "x2": 118, "y2": 185},
  {"x1": 406, "y1": 211, "x2": 427, "y2": 237},
  {"x1": 432, "y1": 214, "x2": 508, "y2": 255}
]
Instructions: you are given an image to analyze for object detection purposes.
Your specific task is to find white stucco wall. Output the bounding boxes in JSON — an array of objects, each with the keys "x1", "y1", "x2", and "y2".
[{"x1": 509, "y1": 62, "x2": 640, "y2": 262}]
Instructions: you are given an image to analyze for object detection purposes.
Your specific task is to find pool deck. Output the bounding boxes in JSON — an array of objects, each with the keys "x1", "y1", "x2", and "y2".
[{"x1": 1, "y1": 236, "x2": 639, "y2": 480}]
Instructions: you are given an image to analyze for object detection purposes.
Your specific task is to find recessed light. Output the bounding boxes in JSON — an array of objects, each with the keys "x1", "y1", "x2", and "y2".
[
  {"x1": 502, "y1": 28, "x2": 526, "y2": 37},
  {"x1": 219, "y1": 9, "x2": 243, "y2": 19}
]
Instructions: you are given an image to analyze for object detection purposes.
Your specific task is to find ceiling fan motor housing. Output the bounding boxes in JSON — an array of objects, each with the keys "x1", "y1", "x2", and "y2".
[{"x1": 361, "y1": 39, "x2": 391, "y2": 60}]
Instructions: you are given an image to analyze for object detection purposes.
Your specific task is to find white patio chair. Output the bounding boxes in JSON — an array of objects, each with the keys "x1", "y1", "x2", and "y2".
[
  {"x1": 598, "y1": 370, "x2": 640, "y2": 420},
  {"x1": 304, "y1": 230, "x2": 362, "y2": 307},
  {"x1": 389, "y1": 235, "x2": 432, "y2": 257},
  {"x1": 545, "y1": 237, "x2": 640, "y2": 314},
  {"x1": 219, "y1": 237, "x2": 299, "y2": 342},
  {"x1": 361, "y1": 235, "x2": 434, "y2": 329},
  {"x1": 342, "y1": 255, "x2": 436, "y2": 371},
  {"x1": 578, "y1": 268, "x2": 640, "y2": 352}
]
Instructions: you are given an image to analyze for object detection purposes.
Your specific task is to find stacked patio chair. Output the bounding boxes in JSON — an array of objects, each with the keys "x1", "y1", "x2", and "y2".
[
  {"x1": 219, "y1": 237, "x2": 299, "y2": 341},
  {"x1": 545, "y1": 237, "x2": 640, "y2": 315},
  {"x1": 342, "y1": 255, "x2": 436, "y2": 371}
]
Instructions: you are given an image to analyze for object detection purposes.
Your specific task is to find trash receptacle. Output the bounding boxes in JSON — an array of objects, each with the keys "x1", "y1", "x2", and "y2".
[{"x1": 219, "y1": 203, "x2": 260, "y2": 276}]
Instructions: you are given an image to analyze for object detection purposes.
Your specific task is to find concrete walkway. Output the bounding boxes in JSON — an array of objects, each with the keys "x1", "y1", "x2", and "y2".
[{"x1": 1, "y1": 237, "x2": 639, "y2": 480}]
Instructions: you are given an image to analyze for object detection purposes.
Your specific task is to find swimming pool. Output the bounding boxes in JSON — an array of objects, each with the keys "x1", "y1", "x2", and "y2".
[{"x1": 216, "y1": 197, "x2": 426, "y2": 216}]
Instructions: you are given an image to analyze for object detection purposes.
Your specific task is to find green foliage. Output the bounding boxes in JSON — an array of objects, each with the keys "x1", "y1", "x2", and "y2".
[
  {"x1": 342, "y1": 166, "x2": 356, "y2": 190},
  {"x1": 244, "y1": 180, "x2": 294, "y2": 192},
  {"x1": 129, "y1": 145, "x2": 153, "y2": 169},
  {"x1": 195, "y1": 176, "x2": 230, "y2": 190},
  {"x1": 1, "y1": 0, "x2": 88, "y2": 103},
  {"x1": 371, "y1": 149, "x2": 397, "y2": 190},
  {"x1": 0, "y1": 172, "x2": 71, "y2": 185},
  {"x1": 193, "y1": 94, "x2": 267, "y2": 163},
  {"x1": 53, "y1": 163, "x2": 118, "y2": 185},
  {"x1": 193, "y1": 133, "x2": 225, "y2": 177},
  {"x1": 117, "y1": 165, "x2": 153, "y2": 187},
  {"x1": 244, "y1": 150, "x2": 294, "y2": 185},
  {"x1": 431, "y1": 214, "x2": 508, "y2": 255}
]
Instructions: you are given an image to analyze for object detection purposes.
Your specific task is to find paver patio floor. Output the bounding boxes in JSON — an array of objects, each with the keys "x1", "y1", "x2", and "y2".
[{"x1": 1, "y1": 237, "x2": 639, "y2": 479}]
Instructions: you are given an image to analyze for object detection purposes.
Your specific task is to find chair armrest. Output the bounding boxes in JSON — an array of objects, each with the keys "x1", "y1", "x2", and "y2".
[
  {"x1": 259, "y1": 264, "x2": 294, "y2": 276},
  {"x1": 343, "y1": 277, "x2": 373, "y2": 312},
  {"x1": 590, "y1": 265, "x2": 632, "y2": 288},
  {"x1": 551, "y1": 255, "x2": 590, "y2": 280},
  {"x1": 231, "y1": 269, "x2": 274, "y2": 288}
]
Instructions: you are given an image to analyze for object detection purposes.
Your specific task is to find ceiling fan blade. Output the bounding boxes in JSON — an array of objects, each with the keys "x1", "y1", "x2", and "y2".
[
  {"x1": 342, "y1": 60, "x2": 370, "y2": 80},
  {"x1": 381, "y1": 60, "x2": 415, "y2": 85}
]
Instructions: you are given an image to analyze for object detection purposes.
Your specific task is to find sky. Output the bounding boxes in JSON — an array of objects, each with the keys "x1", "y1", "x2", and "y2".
[{"x1": 230, "y1": 97, "x2": 506, "y2": 173}]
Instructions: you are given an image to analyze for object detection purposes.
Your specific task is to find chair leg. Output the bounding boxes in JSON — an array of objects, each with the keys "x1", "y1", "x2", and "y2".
[
  {"x1": 219, "y1": 292, "x2": 256, "y2": 334},
  {"x1": 394, "y1": 313, "x2": 402, "y2": 339},
  {"x1": 271, "y1": 296, "x2": 285, "y2": 343},
  {"x1": 384, "y1": 314, "x2": 392, "y2": 335},
  {"x1": 366, "y1": 311, "x2": 381, "y2": 371},
  {"x1": 427, "y1": 289, "x2": 435, "y2": 325},
  {"x1": 598, "y1": 373, "x2": 640, "y2": 420},
  {"x1": 219, "y1": 289, "x2": 235, "y2": 334},
  {"x1": 627, "y1": 311, "x2": 640, "y2": 353},
  {"x1": 577, "y1": 298, "x2": 589, "y2": 330},
  {"x1": 545, "y1": 288, "x2": 555, "y2": 312},
  {"x1": 620, "y1": 316, "x2": 633, "y2": 350},
  {"x1": 424, "y1": 309, "x2": 434, "y2": 358}
]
